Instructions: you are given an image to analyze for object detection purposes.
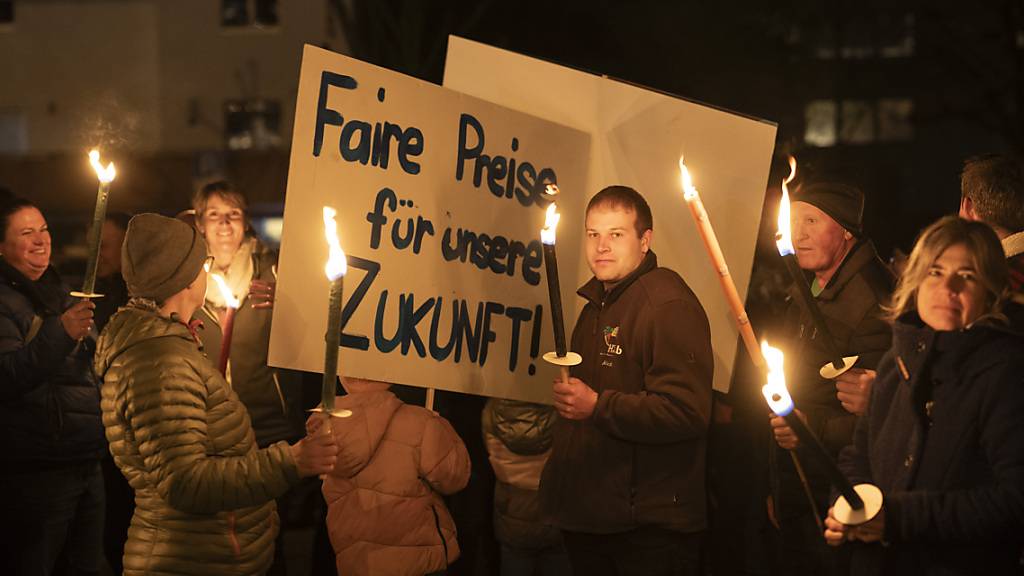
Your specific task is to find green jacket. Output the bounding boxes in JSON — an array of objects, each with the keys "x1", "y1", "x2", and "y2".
[
  {"x1": 482, "y1": 398, "x2": 561, "y2": 550},
  {"x1": 95, "y1": 302, "x2": 300, "y2": 576},
  {"x1": 195, "y1": 240, "x2": 300, "y2": 447}
]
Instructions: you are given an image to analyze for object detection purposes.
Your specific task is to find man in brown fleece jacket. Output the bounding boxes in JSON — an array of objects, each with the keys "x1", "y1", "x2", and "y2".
[{"x1": 539, "y1": 186, "x2": 714, "y2": 576}]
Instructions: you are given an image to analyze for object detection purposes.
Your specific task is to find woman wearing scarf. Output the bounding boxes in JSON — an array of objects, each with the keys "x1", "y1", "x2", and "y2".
[{"x1": 191, "y1": 180, "x2": 302, "y2": 575}]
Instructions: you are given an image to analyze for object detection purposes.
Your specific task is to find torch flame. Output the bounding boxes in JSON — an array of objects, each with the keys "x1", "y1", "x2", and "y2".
[
  {"x1": 679, "y1": 157, "x2": 697, "y2": 201},
  {"x1": 775, "y1": 156, "x2": 797, "y2": 256},
  {"x1": 323, "y1": 206, "x2": 347, "y2": 281},
  {"x1": 210, "y1": 272, "x2": 240, "y2": 309},
  {"x1": 88, "y1": 149, "x2": 116, "y2": 184},
  {"x1": 540, "y1": 203, "x2": 560, "y2": 245},
  {"x1": 543, "y1": 184, "x2": 560, "y2": 198},
  {"x1": 761, "y1": 340, "x2": 795, "y2": 417}
]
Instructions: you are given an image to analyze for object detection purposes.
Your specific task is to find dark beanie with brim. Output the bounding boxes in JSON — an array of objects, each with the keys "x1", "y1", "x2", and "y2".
[
  {"x1": 122, "y1": 213, "x2": 207, "y2": 303},
  {"x1": 792, "y1": 182, "x2": 864, "y2": 236}
]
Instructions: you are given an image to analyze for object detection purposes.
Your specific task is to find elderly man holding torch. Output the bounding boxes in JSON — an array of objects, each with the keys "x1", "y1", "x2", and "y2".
[
  {"x1": 769, "y1": 181, "x2": 894, "y2": 575},
  {"x1": 94, "y1": 214, "x2": 337, "y2": 576},
  {"x1": 539, "y1": 186, "x2": 714, "y2": 576}
]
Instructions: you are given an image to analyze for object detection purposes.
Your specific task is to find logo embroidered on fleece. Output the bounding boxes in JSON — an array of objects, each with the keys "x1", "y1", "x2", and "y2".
[{"x1": 602, "y1": 325, "x2": 623, "y2": 357}]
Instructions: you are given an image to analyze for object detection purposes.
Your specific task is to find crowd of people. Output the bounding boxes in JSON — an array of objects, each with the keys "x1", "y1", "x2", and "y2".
[{"x1": 0, "y1": 152, "x2": 1022, "y2": 576}]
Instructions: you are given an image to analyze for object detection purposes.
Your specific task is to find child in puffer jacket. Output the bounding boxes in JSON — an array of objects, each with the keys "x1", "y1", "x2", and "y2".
[{"x1": 322, "y1": 377, "x2": 471, "y2": 576}]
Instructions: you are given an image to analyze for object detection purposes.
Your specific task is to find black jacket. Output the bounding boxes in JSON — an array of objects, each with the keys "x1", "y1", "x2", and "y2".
[
  {"x1": 838, "y1": 318, "x2": 1024, "y2": 575},
  {"x1": 194, "y1": 240, "x2": 302, "y2": 447},
  {"x1": 773, "y1": 240, "x2": 894, "y2": 518},
  {"x1": 540, "y1": 251, "x2": 714, "y2": 534},
  {"x1": 0, "y1": 261, "x2": 105, "y2": 465}
]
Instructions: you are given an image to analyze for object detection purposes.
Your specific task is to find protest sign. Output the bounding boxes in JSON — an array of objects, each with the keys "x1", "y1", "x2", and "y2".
[
  {"x1": 444, "y1": 36, "x2": 777, "y2": 392},
  {"x1": 269, "y1": 45, "x2": 589, "y2": 403}
]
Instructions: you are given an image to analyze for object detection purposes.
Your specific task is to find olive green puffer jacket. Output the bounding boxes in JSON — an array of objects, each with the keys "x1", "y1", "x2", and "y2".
[{"x1": 95, "y1": 302, "x2": 300, "y2": 576}]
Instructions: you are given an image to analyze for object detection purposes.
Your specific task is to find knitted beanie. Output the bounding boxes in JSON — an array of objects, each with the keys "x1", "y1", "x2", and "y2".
[
  {"x1": 122, "y1": 213, "x2": 207, "y2": 302},
  {"x1": 792, "y1": 182, "x2": 864, "y2": 236}
]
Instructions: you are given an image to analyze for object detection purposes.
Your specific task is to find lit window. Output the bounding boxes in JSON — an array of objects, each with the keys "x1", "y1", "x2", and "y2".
[
  {"x1": 224, "y1": 100, "x2": 282, "y2": 150},
  {"x1": 840, "y1": 100, "x2": 874, "y2": 144},
  {"x1": 221, "y1": 0, "x2": 277, "y2": 28},
  {"x1": 878, "y1": 98, "x2": 914, "y2": 141},
  {"x1": 804, "y1": 100, "x2": 837, "y2": 147}
]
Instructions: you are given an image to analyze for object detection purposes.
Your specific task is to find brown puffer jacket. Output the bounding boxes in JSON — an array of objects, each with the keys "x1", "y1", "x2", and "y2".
[
  {"x1": 323, "y1": 390, "x2": 471, "y2": 576},
  {"x1": 95, "y1": 302, "x2": 300, "y2": 576}
]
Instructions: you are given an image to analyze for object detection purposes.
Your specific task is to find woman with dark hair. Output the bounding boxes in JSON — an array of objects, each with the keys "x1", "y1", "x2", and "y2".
[
  {"x1": 825, "y1": 215, "x2": 1024, "y2": 575},
  {"x1": 0, "y1": 197, "x2": 105, "y2": 576}
]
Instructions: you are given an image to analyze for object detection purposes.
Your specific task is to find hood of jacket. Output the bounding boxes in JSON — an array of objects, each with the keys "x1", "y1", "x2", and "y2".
[{"x1": 330, "y1": 389, "x2": 403, "y2": 478}]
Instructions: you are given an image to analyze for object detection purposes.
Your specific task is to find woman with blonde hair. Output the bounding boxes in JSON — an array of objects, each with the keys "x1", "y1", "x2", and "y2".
[{"x1": 824, "y1": 215, "x2": 1024, "y2": 575}]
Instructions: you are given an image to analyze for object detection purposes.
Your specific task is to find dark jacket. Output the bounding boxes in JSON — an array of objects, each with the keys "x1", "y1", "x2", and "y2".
[
  {"x1": 773, "y1": 240, "x2": 894, "y2": 518},
  {"x1": 0, "y1": 261, "x2": 105, "y2": 465},
  {"x1": 483, "y1": 398, "x2": 562, "y2": 550},
  {"x1": 838, "y1": 318, "x2": 1024, "y2": 575},
  {"x1": 194, "y1": 240, "x2": 300, "y2": 447},
  {"x1": 96, "y1": 302, "x2": 299, "y2": 576},
  {"x1": 540, "y1": 251, "x2": 714, "y2": 534}
]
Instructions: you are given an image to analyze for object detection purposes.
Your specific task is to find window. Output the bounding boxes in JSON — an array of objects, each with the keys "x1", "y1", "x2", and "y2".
[
  {"x1": 812, "y1": 10, "x2": 913, "y2": 60},
  {"x1": 878, "y1": 13, "x2": 914, "y2": 58},
  {"x1": 804, "y1": 100, "x2": 837, "y2": 147},
  {"x1": 804, "y1": 98, "x2": 914, "y2": 147},
  {"x1": 840, "y1": 100, "x2": 874, "y2": 144},
  {"x1": 221, "y1": 0, "x2": 277, "y2": 28},
  {"x1": 224, "y1": 99, "x2": 282, "y2": 150},
  {"x1": 877, "y1": 98, "x2": 914, "y2": 141}
]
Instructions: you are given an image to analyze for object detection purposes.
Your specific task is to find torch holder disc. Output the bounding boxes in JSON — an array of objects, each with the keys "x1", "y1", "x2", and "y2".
[
  {"x1": 309, "y1": 406, "x2": 354, "y2": 418},
  {"x1": 543, "y1": 351, "x2": 583, "y2": 367},
  {"x1": 833, "y1": 483, "x2": 883, "y2": 526},
  {"x1": 70, "y1": 291, "x2": 104, "y2": 299},
  {"x1": 819, "y1": 355, "x2": 859, "y2": 379}
]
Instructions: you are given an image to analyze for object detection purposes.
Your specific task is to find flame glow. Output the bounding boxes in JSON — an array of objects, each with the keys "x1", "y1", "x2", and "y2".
[
  {"x1": 323, "y1": 206, "x2": 347, "y2": 281},
  {"x1": 761, "y1": 340, "x2": 795, "y2": 417},
  {"x1": 540, "y1": 203, "x2": 560, "y2": 245},
  {"x1": 543, "y1": 184, "x2": 560, "y2": 198},
  {"x1": 210, "y1": 272, "x2": 240, "y2": 309},
  {"x1": 775, "y1": 156, "x2": 797, "y2": 256},
  {"x1": 88, "y1": 150, "x2": 116, "y2": 184},
  {"x1": 679, "y1": 157, "x2": 697, "y2": 201}
]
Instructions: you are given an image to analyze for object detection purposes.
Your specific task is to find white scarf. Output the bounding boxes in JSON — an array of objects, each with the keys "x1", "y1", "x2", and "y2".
[{"x1": 206, "y1": 238, "x2": 255, "y2": 309}]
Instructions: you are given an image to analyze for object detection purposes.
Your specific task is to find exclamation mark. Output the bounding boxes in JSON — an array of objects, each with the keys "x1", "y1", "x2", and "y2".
[{"x1": 528, "y1": 304, "x2": 543, "y2": 375}]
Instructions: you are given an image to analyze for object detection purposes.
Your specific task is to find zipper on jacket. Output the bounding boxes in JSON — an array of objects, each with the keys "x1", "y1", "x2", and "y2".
[
  {"x1": 430, "y1": 504, "x2": 450, "y2": 570},
  {"x1": 272, "y1": 372, "x2": 288, "y2": 416},
  {"x1": 226, "y1": 512, "x2": 241, "y2": 558}
]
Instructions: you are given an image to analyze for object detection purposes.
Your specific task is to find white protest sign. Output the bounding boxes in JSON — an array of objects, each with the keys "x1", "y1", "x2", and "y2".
[
  {"x1": 269, "y1": 45, "x2": 589, "y2": 403},
  {"x1": 444, "y1": 36, "x2": 777, "y2": 393}
]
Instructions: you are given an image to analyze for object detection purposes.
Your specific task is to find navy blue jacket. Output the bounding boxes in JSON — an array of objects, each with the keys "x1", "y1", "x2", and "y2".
[
  {"x1": 0, "y1": 261, "x2": 105, "y2": 465},
  {"x1": 838, "y1": 317, "x2": 1024, "y2": 575}
]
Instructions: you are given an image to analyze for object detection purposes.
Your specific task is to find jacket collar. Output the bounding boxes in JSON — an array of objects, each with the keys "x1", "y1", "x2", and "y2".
[
  {"x1": 0, "y1": 259, "x2": 65, "y2": 314},
  {"x1": 577, "y1": 251, "x2": 658, "y2": 307},
  {"x1": 814, "y1": 240, "x2": 882, "y2": 302},
  {"x1": 891, "y1": 313, "x2": 1016, "y2": 385}
]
